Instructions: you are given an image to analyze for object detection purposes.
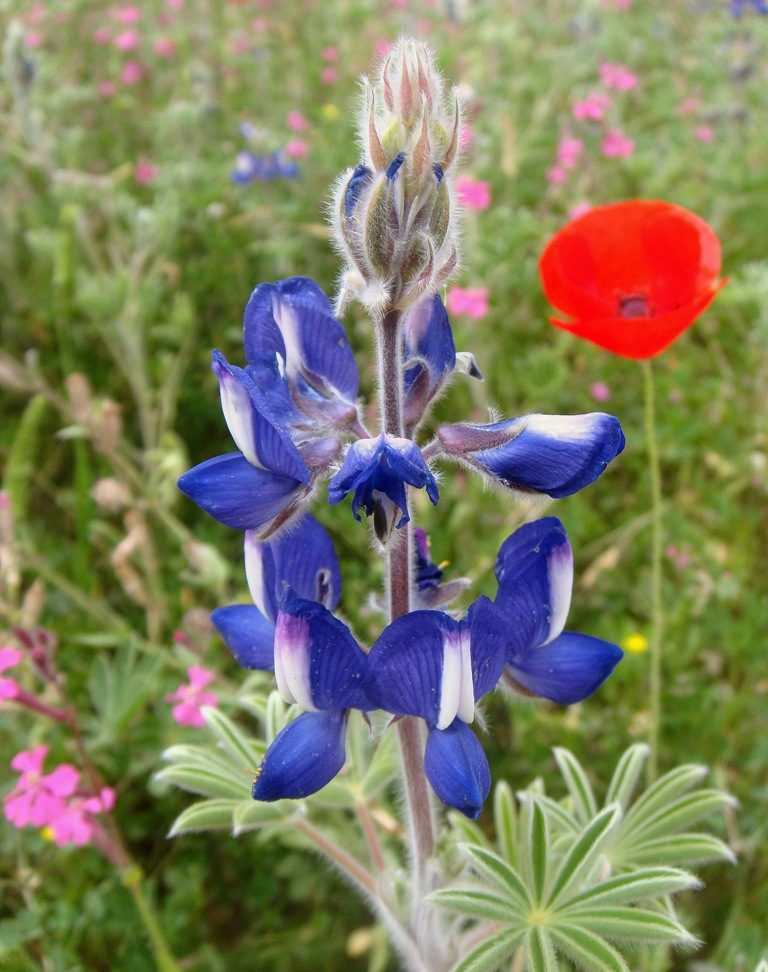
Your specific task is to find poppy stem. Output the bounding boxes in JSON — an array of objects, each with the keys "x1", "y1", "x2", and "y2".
[{"x1": 641, "y1": 359, "x2": 664, "y2": 782}]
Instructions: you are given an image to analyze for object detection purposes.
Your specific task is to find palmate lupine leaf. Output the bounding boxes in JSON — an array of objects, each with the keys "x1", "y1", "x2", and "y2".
[
  {"x1": 428, "y1": 888, "x2": 524, "y2": 923},
  {"x1": 549, "y1": 924, "x2": 629, "y2": 972},
  {"x1": 553, "y1": 747, "x2": 598, "y2": 825},
  {"x1": 168, "y1": 798, "x2": 242, "y2": 835},
  {"x1": 493, "y1": 781, "x2": 518, "y2": 867},
  {"x1": 604, "y1": 744, "x2": 649, "y2": 811},
  {"x1": 527, "y1": 926, "x2": 558, "y2": 972},
  {"x1": 619, "y1": 833, "x2": 735, "y2": 867},
  {"x1": 202, "y1": 705, "x2": 266, "y2": 771},
  {"x1": 543, "y1": 804, "x2": 621, "y2": 907},
  {"x1": 452, "y1": 929, "x2": 526, "y2": 972},
  {"x1": 524, "y1": 797, "x2": 550, "y2": 903},
  {"x1": 157, "y1": 745, "x2": 251, "y2": 799},
  {"x1": 560, "y1": 867, "x2": 701, "y2": 910},
  {"x1": 561, "y1": 907, "x2": 698, "y2": 946},
  {"x1": 457, "y1": 844, "x2": 533, "y2": 912}
]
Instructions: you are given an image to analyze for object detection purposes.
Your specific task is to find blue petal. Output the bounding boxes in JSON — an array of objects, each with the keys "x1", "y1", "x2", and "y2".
[
  {"x1": 402, "y1": 294, "x2": 456, "y2": 427},
  {"x1": 506, "y1": 631, "x2": 623, "y2": 705},
  {"x1": 275, "y1": 590, "x2": 369, "y2": 711},
  {"x1": 413, "y1": 527, "x2": 444, "y2": 589},
  {"x1": 178, "y1": 453, "x2": 308, "y2": 532},
  {"x1": 493, "y1": 518, "x2": 574, "y2": 652},
  {"x1": 438, "y1": 413, "x2": 625, "y2": 498},
  {"x1": 424, "y1": 720, "x2": 491, "y2": 819},
  {"x1": 344, "y1": 164, "x2": 373, "y2": 219},
  {"x1": 466, "y1": 596, "x2": 507, "y2": 701},
  {"x1": 252, "y1": 710, "x2": 347, "y2": 801},
  {"x1": 269, "y1": 514, "x2": 342, "y2": 612},
  {"x1": 243, "y1": 278, "x2": 359, "y2": 422},
  {"x1": 210, "y1": 605, "x2": 275, "y2": 670}
]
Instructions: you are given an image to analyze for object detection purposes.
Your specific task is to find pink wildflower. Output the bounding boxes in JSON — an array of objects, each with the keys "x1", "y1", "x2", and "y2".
[
  {"x1": 455, "y1": 175, "x2": 491, "y2": 210},
  {"x1": 599, "y1": 63, "x2": 638, "y2": 91},
  {"x1": 135, "y1": 160, "x2": 158, "y2": 184},
  {"x1": 99, "y1": 81, "x2": 117, "y2": 98},
  {"x1": 119, "y1": 61, "x2": 145, "y2": 85},
  {"x1": 374, "y1": 38, "x2": 392, "y2": 57},
  {"x1": 556, "y1": 136, "x2": 584, "y2": 168},
  {"x1": 26, "y1": 4, "x2": 45, "y2": 24},
  {"x1": 568, "y1": 201, "x2": 592, "y2": 220},
  {"x1": 4, "y1": 748, "x2": 79, "y2": 829},
  {"x1": 678, "y1": 97, "x2": 701, "y2": 116},
  {"x1": 322, "y1": 46, "x2": 339, "y2": 61},
  {"x1": 154, "y1": 37, "x2": 175, "y2": 57},
  {"x1": 93, "y1": 27, "x2": 111, "y2": 44},
  {"x1": 601, "y1": 128, "x2": 634, "y2": 158},
  {"x1": 696, "y1": 125, "x2": 715, "y2": 144},
  {"x1": 114, "y1": 30, "x2": 139, "y2": 51},
  {"x1": 590, "y1": 381, "x2": 612, "y2": 402},
  {"x1": 117, "y1": 6, "x2": 141, "y2": 23},
  {"x1": 285, "y1": 139, "x2": 309, "y2": 159},
  {"x1": 47, "y1": 788, "x2": 116, "y2": 847},
  {"x1": 546, "y1": 166, "x2": 568, "y2": 186},
  {"x1": 320, "y1": 66, "x2": 339, "y2": 85},
  {"x1": 572, "y1": 92, "x2": 612, "y2": 122},
  {"x1": 446, "y1": 287, "x2": 489, "y2": 320},
  {"x1": 165, "y1": 666, "x2": 217, "y2": 728},
  {"x1": 286, "y1": 110, "x2": 309, "y2": 132},
  {"x1": 25, "y1": 32, "x2": 44, "y2": 49},
  {"x1": 166, "y1": 0, "x2": 184, "y2": 8},
  {"x1": 0, "y1": 647, "x2": 23, "y2": 702},
  {"x1": 251, "y1": 17, "x2": 269, "y2": 31}
]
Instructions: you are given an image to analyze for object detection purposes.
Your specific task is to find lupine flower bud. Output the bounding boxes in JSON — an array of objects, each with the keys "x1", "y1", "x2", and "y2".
[{"x1": 333, "y1": 40, "x2": 461, "y2": 314}]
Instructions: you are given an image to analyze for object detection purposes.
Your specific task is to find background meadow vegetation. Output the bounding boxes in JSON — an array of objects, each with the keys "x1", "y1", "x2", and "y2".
[{"x1": 1, "y1": 0, "x2": 767, "y2": 969}]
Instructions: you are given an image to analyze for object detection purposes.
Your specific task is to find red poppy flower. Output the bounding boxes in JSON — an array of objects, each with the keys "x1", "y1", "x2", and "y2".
[{"x1": 539, "y1": 200, "x2": 726, "y2": 359}]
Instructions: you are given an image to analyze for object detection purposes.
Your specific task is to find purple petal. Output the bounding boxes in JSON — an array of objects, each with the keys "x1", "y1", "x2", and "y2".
[
  {"x1": 210, "y1": 605, "x2": 275, "y2": 670},
  {"x1": 438, "y1": 413, "x2": 625, "y2": 498},
  {"x1": 424, "y1": 720, "x2": 491, "y2": 819},
  {"x1": 252, "y1": 710, "x2": 347, "y2": 801},
  {"x1": 178, "y1": 453, "x2": 308, "y2": 532},
  {"x1": 402, "y1": 294, "x2": 456, "y2": 427},
  {"x1": 466, "y1": 596, "x2": 508, "y2": 701},
  {"x1": 506, "y1": 631, "x2": 623, "y2": 705}
]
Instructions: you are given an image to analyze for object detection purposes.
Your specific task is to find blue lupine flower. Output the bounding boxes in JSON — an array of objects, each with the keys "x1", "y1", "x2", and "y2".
[
  {"x1": 367, "y1": 598, "x2": 506, "y2": 818},
  {"x1": 730, "y1": 0, "x2": 768, "y2": 17},
  {"x1": 231, "y1": 150, "x2": 299, "y2": 184},
  {"x1": 243, "y1": 277, "x2": 360, "y2": 433},
  {"x1": 402, "y1": 294, "x2": 456, "y2": 429},
  {"x1": 437, "y1": 412, "x2": 625, "y2": 498},
  {"x1": 328, "y1": 433, "x2": 439, "y2": 542},
  {"x1": 178, "y1": 355, "x2": 311, "y2": 536},
  {"x1": 412, "y1": 527, "x2": 471, "y2": 610},
  {"x1": 252, "y1": 589, "x2": 370, "y2": 801},
  {"x1": 493, "y1": 517, "x2": 623, "y2": 703},
  {"x1": 211, "y1": 514, "x2": 342, "y2": 670}
]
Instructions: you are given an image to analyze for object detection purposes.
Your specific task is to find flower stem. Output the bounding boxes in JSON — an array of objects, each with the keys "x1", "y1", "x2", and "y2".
[
  {"x1": 641, "y1": 359, "x2": 664, "y2": 782},
  {"x1": 121, "y1": 866, "x2": 184, "y2": 972}
]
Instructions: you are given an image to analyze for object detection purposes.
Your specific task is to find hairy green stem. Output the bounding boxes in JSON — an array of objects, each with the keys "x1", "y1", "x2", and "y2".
[
  {"x1": 642, "y1": 360, "x2": 664, "y2": 782},
  {"x1": 121, "y1": 867, "x2": 184, "y2": 972}
]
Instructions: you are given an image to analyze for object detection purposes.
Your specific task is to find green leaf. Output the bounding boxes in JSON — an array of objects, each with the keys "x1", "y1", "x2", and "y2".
[
  {"x1": 307, "y1": 777, "x2": 358, "y2": 809},
  {"x1": 493, "y1": 780, "x2": 518, "y2": 866},
  {"x1": 618, "y1": 833, "x2": 736, "y2": 867},
  {"x1": 569, "y1": 907, "x2": 698, "y2": 946},
  {"x1": 624, "y1": 790, "x2": 737, "y2": 844},
  {"x1": 459, "y1": 844, "x2": 533, "y2": 912},
  {"x1": 361, "y1": 730, "x2": 399, "y2": 798},
  {"x1": 202, "y1": 706, "x2": 265, "y2": 772},
  {"x1": 554, "y1": 748, "x2": 597, "y2": 824},
  {"x1": 621, "y1": 765, "x2": 707, "y2": 832},
  {"x1": 232, "y1": 799, "x2": 293, "y2": 833},
  {"x1": 168, "y1": 799, "x2": 239, "y2": 835},
  {"x1": 605, "y1": 745, "x2": 649, "y2": 812},
  {"x1": 265, "y1": 691, "x2": 289, "y2": 743},
  {"x1": 2, "y1": 393, "x2": 49, "y2": 520},
  {"x1": 428, "y1": 888, "x2": 521, "y2": 923},
  {"x1": 545, "y1": 804, "x2": 621, "y2": 908},
  {"x1": 549, "y1": 924, "x2": 630, "y2": 972},
  {"x1": 561, "y1": 867, "x2": 700, "y2": 910},
  {"x1": 527, "y1": 927, "x2": 558, "y2": 972},
  {"x1": 527, "y1": 797, "x2": 550, "y2": 904},
  {"x1": 534, "y1": 795, "x2": 581, "y2": 836},
  {"x1": 155, "y1": 764, "x2": 248, "y2": 800},
  {"x1": 451, "y1": 928, "x2": 525, "y2": 972}
]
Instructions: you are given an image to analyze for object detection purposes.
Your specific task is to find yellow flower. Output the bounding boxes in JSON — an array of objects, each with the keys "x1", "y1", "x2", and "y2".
[
  {"x1": 621, "y1": 633, "x2": 649, "y2": 654},
  {"x1": 322, "y1": 103, "x2": 340, "y2": 121},
  {"x1": 41, "y1": 826, "x2": 54, "y2": 841}
]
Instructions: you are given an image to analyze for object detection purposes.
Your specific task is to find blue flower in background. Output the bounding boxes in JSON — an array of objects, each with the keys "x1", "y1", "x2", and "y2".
[
  {"x1": 328, "y1": 433, "x2": 439, "y2": 542},
  {"x1": 493, "y1": 517, "x2": 623, "y2": 704},
  {"x1": 729, "y1": 0, "x2": 768, "y2": 17},
  {"x1": 252, "y1": 589, "x2": 370, "y2": 801},
  {"x1": 211, "y1": 514, "x2": 342, "y2": 671},
  {"x1": 437, "y1": 412, "x2": 625, "y2": 498},
  {"x1": 231, "y1": 150, "x2": 299, "y2": 184}
]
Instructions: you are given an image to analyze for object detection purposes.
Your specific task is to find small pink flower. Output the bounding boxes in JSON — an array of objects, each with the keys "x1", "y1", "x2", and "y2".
[
  {"x1": 135, "y1": 160, "x2": 158, "y2": 184},
  {"x1": 47, "y1": 788, "x2": 116, "y2": 847},
  {"x1": 568, "y1": 201, "x2": 592, "y2": 220},
  {"x1": 25, "y1": 32, "x2": 44, "y2": 49},
  {"x1": 99, "y1": 81, "x2": 117, "y2": 98},
  {"x1": 166, "y1": 0, "x2": 184, "y2": 8},
  {"x1": 455, "y1": 175, "x2": 491, "y2": 210},
  {"x1": 320, "y1": 66, "x2": 339, "y2": 85},
  {"x1": 374, "y1": 38, "x2": 392, "y2": 57},
  {"x1": 119, "y1": 61, "x2": 145, "y2": 85},
  {"x1": 572, "y1": 92, "x2": 612, "y2": 122},
  {"x1": 546, "y1": 165, "x2": 568, "y2": 186},
  {"x1": 114, "y1": 30, "x2": 139, "y2": 51},
  {"x1": 117, "y1": 6, "x2": 141, "y2": 23},
  {"x1": 696, "y1": 125, "x2": 715, "y2": 144},
  {"x1": 286, "y1": 110, "x2": 309, "y2": 132},
  {"x1": 599, "y1": 63, "x2": 638, "y2": 91},
  {"x1": 251, "y1": 17, "x2": 269, "y2": 31},
  {"x1": 678, "y1": 97, "x2": 701, "y2": 116},
  {"x1": 391, "y1": 0, "x2": 408, "y2": 8},
  {"x1": 556, "y1": 136, "x2": 583, "y2": 168},
  {"x1": 459, "y1": 124, "x2": 472, "y2": 149},
  {"x1": 590, "y1": 381, "x2": 612, "y2": 402},
  {"x1": 322, "y1": 46, "x2": 339, "y2": 61},
  {"x1": 165, "y1": 666, "x2": 217, "y2": 728},
  {"x1": 0, "y1": 647, "x2": 23, "y2": 702},
  {"x1": 93, "y1": 27, "x2": 111, "y2": 44},
  {"x1": 285, "y1": 139, "x2": 309, "y2": 159},
  {"x1": 153, "y1": 37, "x2": 175, "y2": 57},
  {"x1": 26, "y1": 4, "x2": 45, "y2": 24},
  {"x1": 601, "y1": 128, "x2": 634, "y2": 158},
  {"x1": 446, "y1": 287, "x2": 489, "y2": 320},
  {"x1": 4, "y1": 748, "x2": 80, "y2": 829}
]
